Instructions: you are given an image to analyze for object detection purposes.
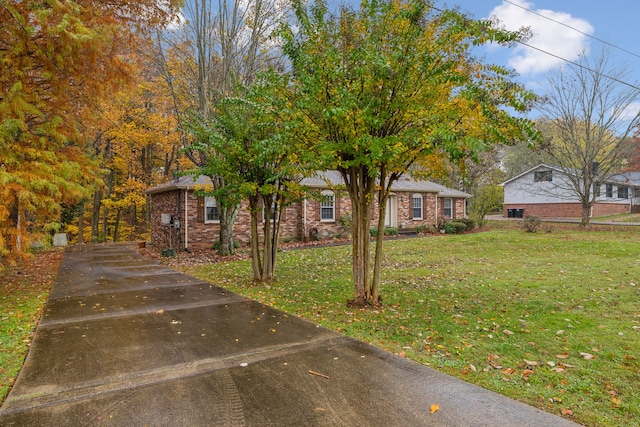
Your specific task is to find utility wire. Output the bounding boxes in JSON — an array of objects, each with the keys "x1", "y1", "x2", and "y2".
[
  {"x1": 503, "y1": 0, "x2": 640, "y2": 61},
  {"x1": 434, "y1": 2, "x2": 640, "y2": 92}
]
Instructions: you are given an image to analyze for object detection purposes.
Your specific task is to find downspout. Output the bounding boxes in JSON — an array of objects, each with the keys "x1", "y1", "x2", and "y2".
[
  {"x1": 184, "y1": 189, "x2": 189, "y2": 250},
  {"x1": 435, "y1": 192, "x2": 438, "y2": 226},
  {"x1": 303, "y1": 198, "x2": 307, "y2": 241}
]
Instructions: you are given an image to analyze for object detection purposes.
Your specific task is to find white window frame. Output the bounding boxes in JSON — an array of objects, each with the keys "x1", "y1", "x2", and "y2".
[
  {"x1": 443, "y1": 198, "x2": 452, "y2": 219},
  {"x1": 320, "y1": 190, "x2": 335, "y2": 222},
  {"x1": 618, "y1": 185, "x2": 629, "y2": 199},
  {"x1": 262, "y1": 196, "x2": 277, "y2": 222},
  {"x1": 412, "y1": 194, "x2": 423, "y2": 220},
  {"x1": 533, "y1": 170, "x2": 552, "y2": 182},
  {"x1": 205, "y1": 196, "x2": 219, "y2": 223}
]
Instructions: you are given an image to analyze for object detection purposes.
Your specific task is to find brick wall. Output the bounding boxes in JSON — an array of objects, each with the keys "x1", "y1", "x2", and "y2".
[
  {"x1": 504, "y1": 202, "x2": 630, "y2": 218},
  {"x1": 150, "y1": 189, "x2": 468, "y2": 248}
]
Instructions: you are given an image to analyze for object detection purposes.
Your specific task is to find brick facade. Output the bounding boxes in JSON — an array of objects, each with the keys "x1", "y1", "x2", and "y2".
[{"x1": 150, "y1": 188, "x2": 468, "y2": 250}]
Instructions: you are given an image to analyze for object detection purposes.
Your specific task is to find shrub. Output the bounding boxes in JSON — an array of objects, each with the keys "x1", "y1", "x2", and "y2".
[
  {"x1": 161, "y1": 248, "x2": 177, "y2": 257},
  {"x1": 338, "y1": 214, "x2": 352, "y2": 232},
  {"x1": 415, "y1": 225, "x2": 435, "y2": 234},
  {"x1": 370, "y1": 227, "x2": 399, "y2": 236},
  {"x1": 457, "y1": 218, "x2": 476, "y2": 231},
  {"x1": 443, "y1": 221, "x2": 466, "y2": 234},
  {"x1": 523, "y1": 215, "x2": 542, "y2": 233}
]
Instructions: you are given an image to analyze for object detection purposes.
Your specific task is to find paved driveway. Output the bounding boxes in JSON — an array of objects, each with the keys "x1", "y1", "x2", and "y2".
[{"x1": 0, "y1": 245, "x2": 580, "y2": 426}]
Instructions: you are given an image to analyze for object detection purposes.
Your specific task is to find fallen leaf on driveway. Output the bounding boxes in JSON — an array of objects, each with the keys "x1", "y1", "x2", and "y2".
[{"x1": 430, "y1": 404, "x2": 439, "y2": 414}]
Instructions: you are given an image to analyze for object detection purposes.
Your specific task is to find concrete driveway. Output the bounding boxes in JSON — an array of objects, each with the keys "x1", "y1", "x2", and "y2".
[{"x1": 0, "y1": 244, "x2": 580, "y2": 426}]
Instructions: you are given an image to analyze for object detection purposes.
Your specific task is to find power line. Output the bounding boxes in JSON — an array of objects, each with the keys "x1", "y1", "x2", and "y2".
[
  {"x1": 502, "y1": 0, "x2": 640, "y2": 61},
  {"x1": 517, "y1": 41, "x2": 640, "y2": 91},
  {"x1": 434, "y1": 2, "x2": 640, "y2": 92}
]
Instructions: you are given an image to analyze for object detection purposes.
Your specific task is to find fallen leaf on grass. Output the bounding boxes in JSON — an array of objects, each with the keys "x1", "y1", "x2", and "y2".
[
  {"x1": 579, "y1": 352, "x2": 596, "y2": 360},
  {"x1": 561, "y1": 408, "x2": 574, "y2": 416},
  {"x1": 556, "y1": 353, "x2": 570, "y2": 359},
  {"x1": 523, "y1": 359, "x2": 538, "y2": 366},
  {"x1": 429, "y1": 404, "x2": 439, "y2": 414}
]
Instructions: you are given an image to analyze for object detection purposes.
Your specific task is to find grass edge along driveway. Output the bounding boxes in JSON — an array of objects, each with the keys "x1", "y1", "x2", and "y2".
[{"x1": 183, "y1": 227, "x2": 640, "y2": 427}]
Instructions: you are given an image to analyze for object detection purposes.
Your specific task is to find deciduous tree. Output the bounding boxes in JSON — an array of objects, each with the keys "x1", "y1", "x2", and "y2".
[
  {"x1": 537, "y1": 47, "x2": 640, "y2": 225},
  {"x1": 0, "y1": 0, "x2": 180, "y2": 257},
  {"x1": 186, "y1": 72, "x2": 307, "y2": 281},
  {"x1": 282, "y1": 0, "x2": 538, "y2": 305}
]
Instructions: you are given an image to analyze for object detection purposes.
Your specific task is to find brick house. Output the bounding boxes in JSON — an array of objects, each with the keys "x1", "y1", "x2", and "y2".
[
  {"x1": 146, "y1": 171, "x2": 470, "y2": 251},
  {"x1": 501, "y1": 164, "x2": 640, "y2": 218}
]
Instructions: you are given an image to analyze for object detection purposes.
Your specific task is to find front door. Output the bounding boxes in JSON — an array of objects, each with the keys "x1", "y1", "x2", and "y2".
[{"x1": 385, "y1": 194, "x2": 397, "y2": 228}]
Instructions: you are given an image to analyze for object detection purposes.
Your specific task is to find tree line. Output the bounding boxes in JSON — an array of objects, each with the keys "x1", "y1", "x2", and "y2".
[{"x1": 3, "y1": 0, "x2": 639, "y2": 303}]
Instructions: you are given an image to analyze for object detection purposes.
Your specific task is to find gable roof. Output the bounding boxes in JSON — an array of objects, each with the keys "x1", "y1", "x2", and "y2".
[
  {"x1": 147, "y1": 171, "x2": 471, "y2": 198},
  {"x1": 500, "y1": 164, "x2": 564, "y2": 186}
]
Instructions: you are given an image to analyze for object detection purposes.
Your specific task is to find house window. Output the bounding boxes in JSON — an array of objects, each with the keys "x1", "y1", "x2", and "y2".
[
  {"x1": 534, "y1": 170, "x2": 552, "y2": 182},
  {"x1": 593, "y1": 182, "x2": 601, "y2": 198},
  {"x1": 443, "y1": 198, "x2": 452, "y2": 219},
  {"x1": 262, "y1": 196, "x2": 277, "y2": 222},
  {"x1": 320, "y1": 191, "x2": 335, "y2": 221},
  {"x1": 412, "y1": 194, "x2": 423, "y2": 220},
  {"x1": 635, "y1": 188, "x2": 640, "y2": 198},
  {"x1": 205, "y1": 196, "x2": 219, "y2": 222},
  {"x1": 618, "y1": 186, "x2": 629, "y2": 199},
  {"x1": 606, "y1": 184, "x2": 613, "y2": 198}
]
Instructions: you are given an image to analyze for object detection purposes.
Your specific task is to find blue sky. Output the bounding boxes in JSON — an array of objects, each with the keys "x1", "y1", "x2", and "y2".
[{"x1": 437, "y1": 0, "x2": 640, "y2": 92}]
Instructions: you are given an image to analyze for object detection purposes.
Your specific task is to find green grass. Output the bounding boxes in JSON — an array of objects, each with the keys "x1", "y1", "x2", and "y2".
[
  {"x1": 0, "y1": 250, "x2": 61, "y2": 403},
  {"x1": 183, "y1": 226, "x2": 640, "y2": 427}
]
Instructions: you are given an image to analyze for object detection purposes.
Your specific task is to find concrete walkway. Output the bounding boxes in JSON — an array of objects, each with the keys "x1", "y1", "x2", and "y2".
[{"x1": 0, "y1": 245, "x2": 580, "y2": 426}]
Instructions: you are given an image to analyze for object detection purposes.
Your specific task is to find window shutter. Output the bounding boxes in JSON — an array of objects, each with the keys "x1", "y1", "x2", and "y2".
[
  {"x1": 317, "y1": 200, "x2": 321, "y2": 221},
  {"x1": 335, "y1": 197, "x2": 340, "y2": 219},
  {"x1": 197, "y1": 196, "x2": 204, "y2": 223}
]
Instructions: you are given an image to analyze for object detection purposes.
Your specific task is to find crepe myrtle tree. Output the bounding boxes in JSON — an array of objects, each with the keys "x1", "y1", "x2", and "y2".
[{"x1": 281, "y1": 0, "x2": 539, "y2": 306}]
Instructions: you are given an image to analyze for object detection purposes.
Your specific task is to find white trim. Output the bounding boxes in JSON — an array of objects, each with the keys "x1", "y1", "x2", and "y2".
[
  {"x1": 412, "y1": 193, "x2": 423, "y2": 220},
  {"x1": 184, "y1": 190, "x2": 189, "y2": 249},
  {"x1": 320, "y1": 190, "x2": 335, "y2": 222},
  {"x1": 204, "y1": 196, "x2": 220, "y2": 223}
]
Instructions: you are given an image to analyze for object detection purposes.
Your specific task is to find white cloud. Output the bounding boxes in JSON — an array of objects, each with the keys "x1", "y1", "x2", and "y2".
[{"x1": 487, "y1": 0, "x2": 594, "y2": 75}]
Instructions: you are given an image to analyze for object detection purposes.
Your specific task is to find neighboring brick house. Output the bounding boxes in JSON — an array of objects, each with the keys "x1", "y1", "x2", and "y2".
[
  {"x1": 501, "y1": 164, "x2": 640, "y2": 218},
  {"x1": 146, "y1": 171, "x2": 470, "y2": 251}
]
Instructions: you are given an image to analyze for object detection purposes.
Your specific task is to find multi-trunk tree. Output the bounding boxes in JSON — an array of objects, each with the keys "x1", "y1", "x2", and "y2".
[
  {"x1": 282, "y1": 0, "x2": 539, "y2": 305},
  {"x1": 0, "y1": 0, "x2": 180, "y2": 258},
  {"x1": 186, "y1": 72, "x2": 308, "y2": 282},
  {"x1": 155, "y1": 0, "x2": 289, "y2": 255}
]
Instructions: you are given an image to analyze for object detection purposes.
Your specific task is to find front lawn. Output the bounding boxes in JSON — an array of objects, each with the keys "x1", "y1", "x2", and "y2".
[{"x1": 183, "y1": 226, "x2": 640, "y2": 427}]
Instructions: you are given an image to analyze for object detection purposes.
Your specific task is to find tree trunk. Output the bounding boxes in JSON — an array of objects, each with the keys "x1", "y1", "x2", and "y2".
[
  {"x1": 91, "y1": 191, "x2": 101, "y2": 242},
  {"x1": 581, "y1": 203, "x2": 591, "y2": 226},
  {"x1": 101, "y1": 205, "x2": 108, "y2": 243},
  {"x1": 372, "y1": 179, "x2": 390, "y2": 305},
  {"x1": 77, "y1": 200, "x2": 85, "y2": 244},
  {"x1": 342, "y1": 166, "x2": 375, "y2": 307},
  {"x1": 218, "y1": 205, "x2": 238, "y2": 255},
  {"x1": 113, "y1": 208, "x2": 122, "y2": 242},
  {"x1": 248, "y1": 196, "x2": 262, "y2": 281}
]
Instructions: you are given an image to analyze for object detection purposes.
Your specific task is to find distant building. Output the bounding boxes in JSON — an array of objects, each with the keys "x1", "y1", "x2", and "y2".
[{"x1": 501, "y1": 164, "x2": 640, "y2": 218}]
